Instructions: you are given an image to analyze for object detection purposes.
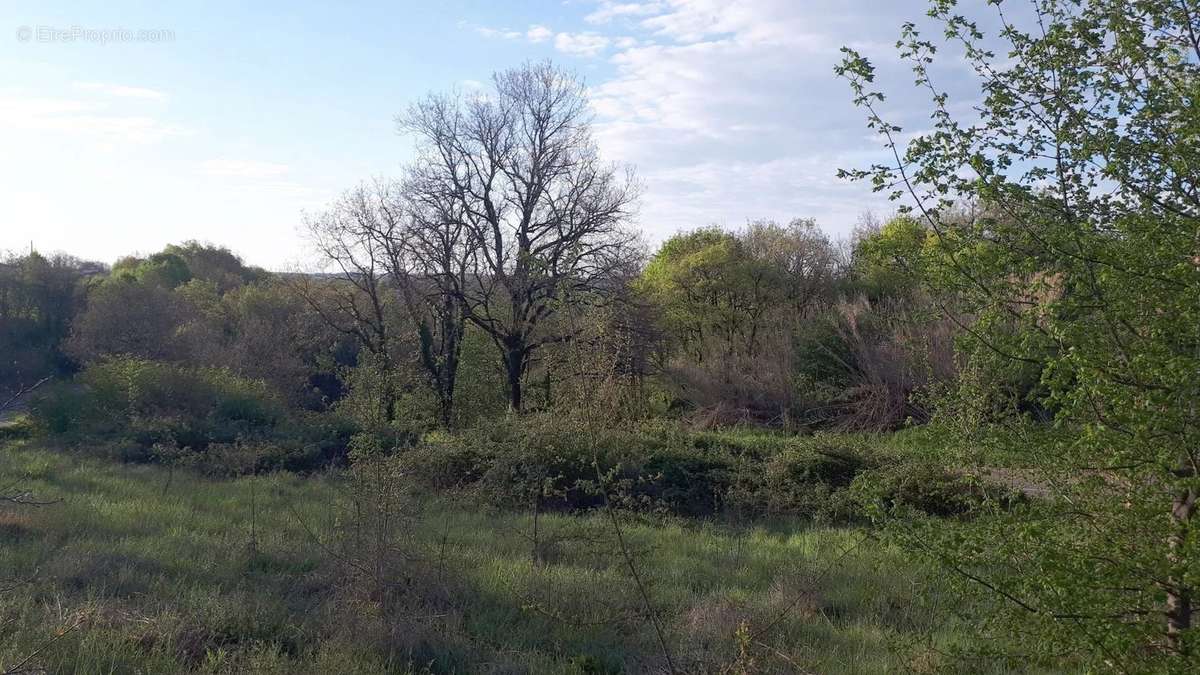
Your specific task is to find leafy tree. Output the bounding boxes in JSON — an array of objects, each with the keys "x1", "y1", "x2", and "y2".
[
  {"x1": 850, "y1": 214, "x2": 929, "y2": 300},
  {"x1": 164, "y1": 241, "x2": 265, "y2": 292},
  {"x1": 211, "y1": 280, "x2": 346, "y2": 408},
  {"x1": 638, "y1": 227, "x2": 779, "y2": 363},
  {"x1": 112, "y1": 251, "x2": 193, "y2": 289},
  {"x1": 742, "y1": 218, "x2": 838, "y2": 316},
  {"x1": 839, "y1": 0, "x2": 1200, "y2": 667},
  {"x1": 639, "y1": 223, "x2": 845, "y2": 426},
  {"x1": 0, "y1": 252, "x2": 91, "y2": 396},
  {"x1": 67, "y1": 276, "x2": 187, "y2": 363}
]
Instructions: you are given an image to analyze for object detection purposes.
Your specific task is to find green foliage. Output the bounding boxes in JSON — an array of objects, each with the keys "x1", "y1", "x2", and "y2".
[
  {"x1": 727, "y1": 445, "x2": 869, "y2": 522},
  {"x1": 444, "y1": 325, "x2": 510, "y2": 425},
  {"x1": 397, "y1": 421, "x2": 1007, "y2": 524},
  {"x1": 850, "y1": 215, "x2": 928, "y2": 300},
  {"x1": 335, "y1": 349, "x2": 426, "y2": 452},
  {"x1": 37, "y1": 357, "x2": 280, "y2": 442},
  {"x1": 163, "y1": 241, "x2": 266, "y2": 291},
  {"x1": 30, "y1": 358, "x2": 353, "y2": 471},
  {"x1": 0, "y1": 252, "x2": 90, "y2": 395},
  {"x1": 839, "y1": 0, "x2": 1200, "y2": 666},
  {"x1": 110, "y1": 242, "x2": 263, "y2": 292},
  {"x1": 134, "y1": 251, "x2": 194, "y2": 289},
  {"x1": 852, "y1": 461, "x2": 1024, "y2": 520},
  {"x1": 638, "y1": 227, "x2": 781, "y2": 360},
  {"x1": 400, "y1": 417, "x2": 737, "y2": 515}
]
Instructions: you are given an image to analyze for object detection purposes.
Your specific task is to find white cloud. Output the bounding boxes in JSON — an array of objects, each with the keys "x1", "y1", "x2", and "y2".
[
  {"x1": 462, "y1": 3, "x2": 920, "y2": 238},
  {"x1": 200, "y1": 159, "x2": 291, "y2": 179},
  {"x1": 554, "y1": 32, "x2": 610, "y2": 57},
  {"x1": 0, "y1": 90, "x2": 187, "y2": 145},
  {"x1": 72, "y1": 82, "x2": 167, "y2": 101},
  {"x1": 585, "y1": 1, "x2": 665, "y2": 24},
  {"x1": 526, "y1": 24, "x2": 553, "y2": 43},
  {"x1": 575, "y1": 0, "x2": 980, "y2": 241},
  {"x1": 474, "y1": 25, "x2": 521, "y2": 39},
  {"x1": 468, "y1": 21, "x2": 617, "y2": 58}
]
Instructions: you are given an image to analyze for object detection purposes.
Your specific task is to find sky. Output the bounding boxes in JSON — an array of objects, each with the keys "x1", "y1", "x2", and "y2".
[{"x1": 0, "y1": 1, "x2": 986, "y2": 269}]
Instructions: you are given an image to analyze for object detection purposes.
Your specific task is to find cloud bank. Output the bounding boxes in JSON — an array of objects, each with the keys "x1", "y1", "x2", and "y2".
[{"x1": 470, "y1": 0, "x2": 980, "y2": 243}]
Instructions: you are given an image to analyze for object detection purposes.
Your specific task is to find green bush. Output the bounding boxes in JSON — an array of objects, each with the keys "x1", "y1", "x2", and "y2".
[
  {"x1": 396, "y1": 423, "x2": 1020, "y2": 523},
  {"x1": 851, "y1": 461, "x2": 1025, "y2": 518},
  {"x1": 57, "y1": 357, "x2": 277, "y2": 426},
  {"x1": 30, "y1": 357, "x2": 355, "y2": 472},
  {"x1": 28, "y1": 382, "x2": 104, "y2": 435},
  {"x1": 399, "y1": 432, "x2": 492, "y2": 489},
  {"x1": 398, "y1": 418, "x2": 736, "y2": 516},
  {"x1": 724, "y1": 444, "x2": 872, "y2": 522}
]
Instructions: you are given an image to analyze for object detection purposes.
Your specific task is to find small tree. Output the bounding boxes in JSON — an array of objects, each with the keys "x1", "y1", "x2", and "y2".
[
  {"x1": 300, "y1": 187, "x2": 403, "y2": 421},
  {"x1": 302, "y1": 180, "x2": 470, "y2": 427},
  {"x1": 401, "y1": 61, "x2": 638, "y2": 413},
  {"x1": 0, "y1": 252, "x2": 90, "y2": 396},
  {"x1": 839, "y1": 0, "x2": 1200, "y2": 667},
  {"x1": 637, "y1": 223, "x2": 840, "y2": 426}
]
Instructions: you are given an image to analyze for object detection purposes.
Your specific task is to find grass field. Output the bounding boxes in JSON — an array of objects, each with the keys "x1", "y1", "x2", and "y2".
[{"x1": 0, "y1": 427, "x2": 1026, "y2": 674}]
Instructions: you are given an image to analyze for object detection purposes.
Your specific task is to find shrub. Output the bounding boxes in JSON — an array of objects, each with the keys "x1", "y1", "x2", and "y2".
[
  {"x1": 398, "y1": 421, "x2": 1018, "y2": 523},
  {"x1": 30, "y1": 357, "x2": 353, "y2": 472},
  {"x1": 68, "y1": 358, "x2": 284, "y2": 434},
  {"x1": 851, "y1": 461, "x2": 1025, "y2": 518},
  {"x1": 396, "y1": 432, "x2": 492, "y2": 489},
  {"x1": 28, "y1": 382, "x2": 104, "y2": 435},
  {"x1": 398, "y1": 418, "x2": 736, "y2": 516},
  {"x1": 725, "y1": 444, "x2": 872, "y2": 522}
]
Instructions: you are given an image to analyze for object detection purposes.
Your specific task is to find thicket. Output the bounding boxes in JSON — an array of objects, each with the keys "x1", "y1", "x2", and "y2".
[{"x1": 396, "y1": 417, "x2": 1018, "y2": 522}]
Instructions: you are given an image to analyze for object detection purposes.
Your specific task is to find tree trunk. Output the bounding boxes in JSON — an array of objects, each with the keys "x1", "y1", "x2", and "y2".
[
  {"x1": 381, "y1": 376, "x2": 397, "y2": 423},
  {"x1": 1166, "y1": 486, "x2": 1195, "y2": 653},
  {"x1": 438, "y1": 392, "x2": 454, "y2": 428},
  {"x1": 505, "y1": 347, "x2": 524, "y2": 413}
]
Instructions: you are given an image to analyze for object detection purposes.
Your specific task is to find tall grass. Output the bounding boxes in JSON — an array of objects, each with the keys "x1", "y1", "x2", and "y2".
[{"x1": 0, "y1": 438, "x2": 1029, "y2": 673}]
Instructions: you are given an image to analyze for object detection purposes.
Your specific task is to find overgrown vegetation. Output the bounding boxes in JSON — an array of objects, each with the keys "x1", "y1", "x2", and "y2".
[
  {"x1": 2, "y1": 0, "x2": 1197, "y2": 671},
  {"x1": 0, "y1": 438, "x2": 1037, "y2": 674}
]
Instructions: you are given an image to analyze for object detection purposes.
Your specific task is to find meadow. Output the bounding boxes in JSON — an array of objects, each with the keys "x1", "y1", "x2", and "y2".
[{"x1": 0, "y1": 420, "x2": 1030, "y2": 674}]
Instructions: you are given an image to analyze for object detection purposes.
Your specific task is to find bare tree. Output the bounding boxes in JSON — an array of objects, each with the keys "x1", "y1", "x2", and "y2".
[
  {"x1": 400, "y1": 61, "x2": 638, "y2": 413},
  {"x1": 302, "y1": 180, "x2": 471, "y2": 427},
  {"x1": 299, "y1": 186, "x2": 401, "y2": 420},
  {"x1": 393, "y1": 191, "x2": 472, "y2": 427}
]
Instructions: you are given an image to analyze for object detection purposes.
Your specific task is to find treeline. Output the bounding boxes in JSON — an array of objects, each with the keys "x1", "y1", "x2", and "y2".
[
  {"x1": 1, "y1": 210, "x2": 958, "y2": 452},
  {"x1": 0, "y1": 73, "x2": 1059, "y2": 473},
  {"x1": 1, "y1": 63, "x2": 970, "y2": 471}
]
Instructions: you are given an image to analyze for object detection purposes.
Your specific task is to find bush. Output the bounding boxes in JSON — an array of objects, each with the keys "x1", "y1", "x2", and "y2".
[
  {"x1": 725, "y1": 443, "x2": 872, "y2": 522},
  {"x1": 851, "y1": 460, "x2": 1025, "y2": 518},
  {"x1": 396, "y1": 423, "x2": 1021, "y2": 524},
  {"x1": 86, "y1": 357, "x2": 277, "y2": 420},
  {"x1": 397, "y1": 432, "x2": 491, "y2": 489},
  {"x1": 30, "y1": 357, "x2": 355, "y2": 472},
  {"x1": 397, "y1": 417, "x2": 736, "y2": 517}
]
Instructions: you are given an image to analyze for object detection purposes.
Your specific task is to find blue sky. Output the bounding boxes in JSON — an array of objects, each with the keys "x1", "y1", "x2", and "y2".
[{"x1": 0, "y1": 1, "x2": 983, "y2": 268}]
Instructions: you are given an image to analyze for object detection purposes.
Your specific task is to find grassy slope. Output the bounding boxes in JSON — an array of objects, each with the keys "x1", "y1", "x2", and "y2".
[{"x1": 0, "y1": 434, "x2": 1020, "y2": 674}]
